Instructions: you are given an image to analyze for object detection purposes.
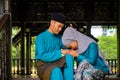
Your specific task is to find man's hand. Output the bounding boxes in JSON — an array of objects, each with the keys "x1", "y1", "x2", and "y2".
[
  {"x1": 61, "y1": 49, "x2": 78, "y2": 57},
  {"x1": 61, "y1": 49, "x2": 71, "y2": 56}
]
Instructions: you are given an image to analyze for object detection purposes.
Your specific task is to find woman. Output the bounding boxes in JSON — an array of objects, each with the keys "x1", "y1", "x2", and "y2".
[{"x1": 62, "y1": 24, "x2": 111, "y2": 80}]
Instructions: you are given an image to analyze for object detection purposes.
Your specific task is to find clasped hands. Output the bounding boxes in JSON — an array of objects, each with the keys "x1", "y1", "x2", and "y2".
[{"x1": 61, "y1": 49, "x2": 78, "y2": 57}]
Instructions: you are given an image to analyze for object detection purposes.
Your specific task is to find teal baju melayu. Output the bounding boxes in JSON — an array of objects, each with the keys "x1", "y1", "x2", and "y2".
[
  {"x1": 35, "y1": 30, "x2": 74, "y2": 80},
  {"x1": 76, "y1": 42, "x2": 109, "y2": 73}
]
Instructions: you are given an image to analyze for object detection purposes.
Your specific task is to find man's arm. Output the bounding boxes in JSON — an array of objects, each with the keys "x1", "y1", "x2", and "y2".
[
  {"x1": 35, "y1": 37, "x2": 62, "y2": 62},
  {"x1": 35, "y1": 36, "x2": 71, "y2": 62}
]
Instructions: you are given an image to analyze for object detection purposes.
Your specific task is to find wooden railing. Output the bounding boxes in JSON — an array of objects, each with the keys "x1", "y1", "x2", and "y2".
[
  {"x1": 12, "y1": 59, "x2": 37, "y2": 75},
  {"x1": 12, "y1": 59, "x2": 118, "y2": 75},
  {"x1": 0, "y1": 14, "x2": 12, "y2": 80},
  {"x1": 107, "y1": 59, "x2": 118, "y2": 75}
]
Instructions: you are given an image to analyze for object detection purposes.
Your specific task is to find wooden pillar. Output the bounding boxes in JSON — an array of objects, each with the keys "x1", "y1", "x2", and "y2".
[
  {"x1": 86, "y1": 22, "x2": 92, "y2": 35},
  {"x1": 26, "y1": 28, "x2": 31, "y2": 75},
  {"x1": 117, "y1": 0, "x2": 120, "y2": 77},
  {"x1": 6, "y1": 14, "x2": 12, "y2": 80},
  {"x1": 84, "y1": 0, "x2": 93, "y2": 35},
  {"x1": 0, "y1": 0, "x2": 3, "y2": 13},
  {"x1": 3, "y1": 0, "x2": 11, "y2": 13},
  {"x1": 17, "y1": 0, "x2": 28, "y2": 75},
  {"x1": 20, "y1": 22, "x2": 25, "y2": 75}
]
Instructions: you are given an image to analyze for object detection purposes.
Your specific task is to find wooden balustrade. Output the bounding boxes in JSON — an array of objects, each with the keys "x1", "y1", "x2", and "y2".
[{"x1": 12, "y1": 59, "x2": 38, "y2": 75}]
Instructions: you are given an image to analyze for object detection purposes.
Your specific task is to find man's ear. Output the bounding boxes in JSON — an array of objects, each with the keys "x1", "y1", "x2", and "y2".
[{"x1": 51, "y1": 20, "x2": 55, "y2": 25}]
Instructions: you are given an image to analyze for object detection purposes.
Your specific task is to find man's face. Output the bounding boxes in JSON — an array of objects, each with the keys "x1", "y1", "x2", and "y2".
[{"x1": 51, "y1": 20, "x2": 64, "y2": 34}]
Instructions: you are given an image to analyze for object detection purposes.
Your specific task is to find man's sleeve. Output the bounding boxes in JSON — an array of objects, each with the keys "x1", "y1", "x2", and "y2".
[{"x1": 35, "y1": 37, "x2": 62, "y2": 62}]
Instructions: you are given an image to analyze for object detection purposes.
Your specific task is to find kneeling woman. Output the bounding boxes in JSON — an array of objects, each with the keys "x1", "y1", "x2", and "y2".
[{"x1": 62, "y1": 25, "x2": 111, "y2": 80}]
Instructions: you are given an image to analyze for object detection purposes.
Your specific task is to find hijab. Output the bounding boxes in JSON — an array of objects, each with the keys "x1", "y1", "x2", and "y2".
[{"x1": 62, "y1": 27, "x2": 95, "y2": 54}]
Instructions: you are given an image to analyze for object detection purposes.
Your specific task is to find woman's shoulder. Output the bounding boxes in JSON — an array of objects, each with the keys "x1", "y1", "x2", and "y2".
[{"x1": 64, "y1": 27, "x2": 77, "y2": 34}]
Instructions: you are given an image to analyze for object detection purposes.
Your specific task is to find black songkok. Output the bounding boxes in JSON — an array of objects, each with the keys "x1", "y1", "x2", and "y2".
[{"x1": 51, "y1": 13, "x2": 67, "y2": 24}]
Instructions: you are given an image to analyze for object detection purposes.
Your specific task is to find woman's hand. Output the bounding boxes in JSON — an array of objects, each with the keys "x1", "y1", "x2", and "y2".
[
  {"x1": 69, "y1": 50, "x2": 78, "y2": 57},
  {"x1": 61, "y1": 49, "x2": 78, "y2": 57}
]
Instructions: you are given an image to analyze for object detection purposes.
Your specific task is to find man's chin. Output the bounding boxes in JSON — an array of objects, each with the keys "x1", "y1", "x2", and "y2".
[{"x1": 55, "y1": 32, "x2": 59, "y2": 34}]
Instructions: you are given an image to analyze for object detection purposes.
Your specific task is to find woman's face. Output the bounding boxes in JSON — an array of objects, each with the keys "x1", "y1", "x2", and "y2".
[{"x1": 66, "y1": 41, "x2": 78, "y2": 50}]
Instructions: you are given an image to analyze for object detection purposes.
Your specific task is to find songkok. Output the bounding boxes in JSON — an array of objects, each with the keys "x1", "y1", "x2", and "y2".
[{"x1": 51, "y1": 13, "x2": 66, "y2": 24}]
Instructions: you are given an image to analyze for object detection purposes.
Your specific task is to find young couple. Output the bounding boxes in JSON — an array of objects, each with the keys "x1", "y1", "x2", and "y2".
[{"x1": 35, "y1": 13, "x2": 110, "y2": 80}]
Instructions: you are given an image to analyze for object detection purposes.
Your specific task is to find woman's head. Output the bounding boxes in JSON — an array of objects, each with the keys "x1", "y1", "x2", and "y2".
[
  {"x1": 62, "y1": 26, "x2": 78, "y2": 50},
  {"x1": 65, "y1": 40, "x2": 78, "y2": 50}
]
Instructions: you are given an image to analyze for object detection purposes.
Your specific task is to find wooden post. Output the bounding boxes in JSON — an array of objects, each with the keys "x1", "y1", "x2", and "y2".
[
  {"x1": 117, "y1": 0, "x2": 120, "y2": 77},
  {"x1": 26, "y1": 28, "x2": 31, "y2": 75},
  {"x1": 0, "y1": 0, "x2": 3, "y2": 13},
  {"x1": 20, "y1": 22, "x2": 25, "y2": 75},
  {"x1": 84, "y1": 0, "x2": 93, "y2": 35},
  {"x1": 6, "y1": 14, "x2": 12, "y2": 80}
]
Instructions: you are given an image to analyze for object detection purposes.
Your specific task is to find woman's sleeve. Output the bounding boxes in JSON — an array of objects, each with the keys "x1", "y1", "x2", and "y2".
[
  {"x1": 76, "y1": 43, "x2": 99, "y2": 65},
  {"x1": 76, "y1": 54, "x2": 87, "y2": 62},
  {"x1": 87, "y1": 43, "x2": 99, "y2": 65}
]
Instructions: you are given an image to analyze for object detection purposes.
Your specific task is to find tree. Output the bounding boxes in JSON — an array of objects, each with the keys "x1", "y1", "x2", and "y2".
[{"x1": 97, "y1": 34, "x2": 117, "y2": 59}]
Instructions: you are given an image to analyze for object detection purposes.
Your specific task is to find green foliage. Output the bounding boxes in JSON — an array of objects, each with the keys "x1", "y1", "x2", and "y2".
[
  {"x1": 31, "y1": 36, "x2": 36, "y2": 59},
  {"x1": 12, "y1": 27, "x2": 21, "y2": 59},
  {"x1": 97, "y1": 35, "x2": 117, "y2": 59},
  {"x1": 12, "y1": 46, "x2": 17, "y2": 59}
]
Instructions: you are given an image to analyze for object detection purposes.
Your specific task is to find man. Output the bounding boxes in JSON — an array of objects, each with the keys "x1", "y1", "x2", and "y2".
[{"x1": 35, "y1": 13, "x2": 74, "y2": 80}]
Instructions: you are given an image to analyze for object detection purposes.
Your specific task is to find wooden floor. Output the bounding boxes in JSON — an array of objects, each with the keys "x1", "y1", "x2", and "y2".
[
  {"x1": 12, "y1": 74, "x2": 120, "y2": 80},
  {"x1": 12, "y1": 77, "x2": 120, "y2": 80},
  {"x1": 12, "y1": 78, "x2": 40, "y2": 80},
  {"x1": 12, "y1": 74, "x2": 40, "y2": 80},
  {"x1": 104, "y1": 78, "x2": 120, "y2": 80}
]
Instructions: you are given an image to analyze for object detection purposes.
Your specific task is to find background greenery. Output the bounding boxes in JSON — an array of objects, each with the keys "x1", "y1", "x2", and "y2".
[{"x1": 97, "y1": 34, "x2": 117, "y2": 59}]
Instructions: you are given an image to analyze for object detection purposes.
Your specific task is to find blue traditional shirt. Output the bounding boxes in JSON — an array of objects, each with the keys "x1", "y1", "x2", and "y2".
[
  {"x1": 76, "y1": 42, "x2": 109, "y2": 73},
  {"x1": 35, "y1": 30, "x2": 65, "y2": 62}
]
